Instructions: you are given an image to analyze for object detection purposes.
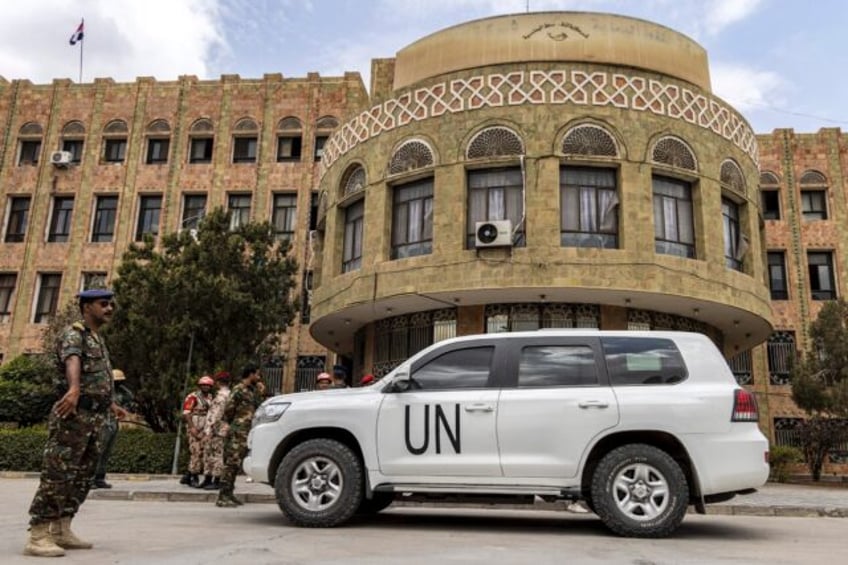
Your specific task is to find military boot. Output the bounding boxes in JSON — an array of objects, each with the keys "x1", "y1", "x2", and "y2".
[
  {"x1": 188, "y1": 474, "x2": 200, "y2": 487},
  {"x1": 230, "y1": 493, "x2": 245, "y2": 506},
  {"x1": 198, "y1": 474, "x2": 213, "y2": 489},
  {"x1": 215, "y1": 491, "x2": 239, "y2": 508},
  {"x1": 203, "y1": 477, "x2": 220, "y2": 490},
  {"x1": 23, "y1": 522, "x2": 65, "y2": 557},
  {"x1": 179, "y1": 472, "x2": 192, "y2": 485},
  {"x1": 50, "y1": 516, "x2": 93, "y2": 550}
]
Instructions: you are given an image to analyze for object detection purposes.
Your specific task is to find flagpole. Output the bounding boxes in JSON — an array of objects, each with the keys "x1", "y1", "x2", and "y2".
[{"x1": 78, "y1": 18, "x2": 84, "y2": 83}]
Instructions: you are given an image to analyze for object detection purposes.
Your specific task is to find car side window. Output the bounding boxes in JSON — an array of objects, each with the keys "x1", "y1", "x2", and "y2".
[
  {"x1": 411, "y1": 346, "x2": 494, "y2": 390},
  {"x1": 601, "y1": 337, "x2": 688, "y2": 385},
  {"x1": 518, "y1": 345, "x2": 598, "y2": 387}
]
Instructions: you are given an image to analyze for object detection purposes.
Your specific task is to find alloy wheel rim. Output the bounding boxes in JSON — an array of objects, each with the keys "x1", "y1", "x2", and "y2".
[
  {"x1": 291, "y1": 456, "x2": 343, "y2": 512},
  {"x1": 611, "y1": 462, "x2": 670, "y2": 521}
]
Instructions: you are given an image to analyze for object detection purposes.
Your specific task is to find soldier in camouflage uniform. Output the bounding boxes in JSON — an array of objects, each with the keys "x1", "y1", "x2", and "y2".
[
  {"x1": 180, "y1": 376, "x2": 214, "y2": 487},
  {"x1": 24, "y1": 289, "x2": 127, "y2": 558},
  {"x1": 200, "y1": 371, "x2": 231, "y2": 490},
  {"x1": 216, "y1": 363, "x2": 265, "y2": 507}
]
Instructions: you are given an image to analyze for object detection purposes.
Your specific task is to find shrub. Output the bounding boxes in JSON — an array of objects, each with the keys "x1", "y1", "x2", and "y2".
[
  {"x1": 0, "y1": 427, "x2": 188, "y2": 474},
  {"x1": 0, "y1": 355, "x2": 56, "y2": 427},
  {"x1": 769, "y1": 445, "x2": 803, "y2": 482}
]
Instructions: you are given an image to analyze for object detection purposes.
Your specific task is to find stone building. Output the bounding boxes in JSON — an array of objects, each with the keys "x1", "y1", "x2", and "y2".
[{"x1": 0, "y1": 12, "x2": 846, "y2": 463}]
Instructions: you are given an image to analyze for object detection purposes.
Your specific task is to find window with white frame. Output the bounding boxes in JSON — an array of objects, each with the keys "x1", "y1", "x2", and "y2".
[
  {"x1": 466, "y1": 167, "x2": 524, "y2": 248},
  {"x1": 34, "y1": 273, "x2": 62, "y2": 324},
  {"x1": 560, "y1": 167, "x2": 618, "y2": 248},
  {"x1": 48, "y1": 197, "x2": 74, "y2": 243},
  {"x1": 4, "y1": 196, "x2": 30, "y2": 243},
  {"x1": 91, "y1": 195, "x2": 118, "y2": 243},
  {"x1": 767, "y1": 251, "x2": 788, "y2": 300},
  {"x1": 272, "y1": 193, "x2": 297, "y2": 242},
  {"x1": 722, "y1": 197, "x2": 747, "y2": 271},
  {"x1": 652, "y1": 175, "x2": 695, "y2": 258},
  {"x1": 0, "y1": 273, "x2": 16, "y2": 323},
  {"x1": 182, "y1": 194, "x2": 207, "y2": 230},
  {"x1": 17, "y1": 122, "x2": 43, "y2": 166},
  {"x1": 808, "y1": 251, "x2": 836, "y2": 300},
  {"x1": 145, "y1": 119, "x2": 171, "y2": 164},
  {"x1": 392, "y1": 178, "x2": 433, "y2": 259},
  {"x1": 228, "y1": 194, "x2": 251, "y2": 229},
  {"x1": 342, "y1": 199, "x2": 364, "y2": 273},
  {"x1": 135, "y1": 195, "x2": 162, "y2": 241}
]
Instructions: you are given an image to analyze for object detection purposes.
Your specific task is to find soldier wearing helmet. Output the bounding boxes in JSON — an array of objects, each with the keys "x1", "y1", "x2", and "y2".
[
  {"x1": 315, "y1": 372, "x2": 333, "y2": 390},
  {"x1": 179, "y1": 375, "x2": 215, "y2": 487}
]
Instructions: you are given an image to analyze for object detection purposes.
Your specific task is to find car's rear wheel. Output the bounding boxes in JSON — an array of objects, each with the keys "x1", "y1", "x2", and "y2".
[
  {"x1": 591, "y1": 444, "x2": 688, "y2": 538},
  {"x1": 275, "y1": 438, "x2": 363, "y2": 527},
  {"x1": 356, "y1": 492, "x2": 395, "y2": 515}
]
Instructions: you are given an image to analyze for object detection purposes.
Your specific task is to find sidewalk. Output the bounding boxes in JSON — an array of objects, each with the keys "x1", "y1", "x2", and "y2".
[{"x1": 3, "y1": 472, "x2": 846, "y2": 517}]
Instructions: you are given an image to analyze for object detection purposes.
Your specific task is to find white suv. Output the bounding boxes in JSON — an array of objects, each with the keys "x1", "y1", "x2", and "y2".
[{"x1": 246, "y1": 331, "x2": 769, "y2": 538}]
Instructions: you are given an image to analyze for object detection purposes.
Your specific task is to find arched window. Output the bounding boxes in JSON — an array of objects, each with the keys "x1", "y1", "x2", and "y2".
[
  {"x1": 651, "y1": 136, "x2": 697, "y2": 171},
  {"x1": 145, "y1": 120, "x2": 171, "y2": 165},
  {"x1": 341, "y1": 164, "x2": 366, "y2": 197},
  {"x1": 388, "y1": 139, "x2": 435, "y2": 175},
  {"x1": 277, "y1": 117, "x2": 303, "y2": 162},
  {"x1": 17, "y1": 123, "x2": 43, "y2": 166},
  {"x1": 759, "y1": 171, "x2": 780, "y2": 220},
  {"x1": 232, "y1": 117, "x2": 259, "y2": 163},
  {"x1": 60, "y1": 121, "x2": 86, "y2": 164},
  {"x1": 188, "y1": 119, "x2": 214, "y2": 164},
  {"x1": 101, "y1": 120, "x2": 129, "y2": 163},
  {"x1": 720, "y1": 159, "x2": 745, "y2": 195},
  {"x1": 313, "y1": 116, "x2": 339, "y2": 162},
  {"x1": 561, "y1": 124, "x2": 618, "y2": 157},
  {"x1": 799, "y1": 170, "x2": 828, "y2": 221},
  {"x1": 466, "y1": 126, "x2": 524, "y2": 159}
]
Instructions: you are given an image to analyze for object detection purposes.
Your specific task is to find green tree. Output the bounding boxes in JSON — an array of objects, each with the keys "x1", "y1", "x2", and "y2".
[
  {"x1": 0, "y1": 355, "x2": 55, "y2": 427},
  {"x1": 790, "y1": 299, "x2": 848, "y2": 480},
  {"x1": 105, "y1": 207, "x2": 298, "y2": 431}
]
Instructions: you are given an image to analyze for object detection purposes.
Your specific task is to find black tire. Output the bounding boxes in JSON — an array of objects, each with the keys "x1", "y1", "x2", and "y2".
[
  {"x1": 274, "y1": 438, "x2": 363, "y2": 527},
  {"x1": 590, "y1": 444, "x2": 688, "y2": 538},
  {"x1": 357, "y1": 492, "x2": 395, "y2": 515}
]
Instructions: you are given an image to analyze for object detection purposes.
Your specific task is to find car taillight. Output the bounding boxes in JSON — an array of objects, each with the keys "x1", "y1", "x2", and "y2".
[{"x1": 732, "y1": 388, "x2": 759, "y2": 422}]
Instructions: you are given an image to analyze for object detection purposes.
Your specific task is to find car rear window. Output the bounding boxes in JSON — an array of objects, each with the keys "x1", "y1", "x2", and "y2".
[{"x1": 601, "y1": 337, "x2": 688, "y2": 385}]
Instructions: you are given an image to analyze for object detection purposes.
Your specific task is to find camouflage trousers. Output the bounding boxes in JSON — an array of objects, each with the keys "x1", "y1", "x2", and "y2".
[
  {"x1": 203, "y1": 434, "x2": 225, "y2": 477},
  {"x1": 219, "y1": 429, "x2": 249, "y2": 494},
  {"x1": 96, "y1": 414, "x2": 118, "y2": 476},
  {"x1": 29, "y1": 408, "x2": 107, "y2": 526},
  {"x1": 187, "y1": 431, "x2": 206, "y2": 474}
]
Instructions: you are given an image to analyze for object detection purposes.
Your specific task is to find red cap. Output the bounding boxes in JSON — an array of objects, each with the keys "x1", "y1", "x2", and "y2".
[{"x1": 359, "y1": 374, "x2": 375, "y2": 385}]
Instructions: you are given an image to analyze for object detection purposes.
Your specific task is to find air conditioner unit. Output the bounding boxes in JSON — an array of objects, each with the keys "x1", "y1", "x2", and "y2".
[
  {"x1": 50, "y1": 151, "x2": 72, "y2": 166},
  {"x1": 475, "y1": 219, "x2": 513, "y2": 248}
]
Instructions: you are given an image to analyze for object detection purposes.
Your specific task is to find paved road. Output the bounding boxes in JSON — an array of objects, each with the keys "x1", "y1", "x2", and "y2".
[{"x1": 2, "y1": 478, "x2": 848, "y2": 564}]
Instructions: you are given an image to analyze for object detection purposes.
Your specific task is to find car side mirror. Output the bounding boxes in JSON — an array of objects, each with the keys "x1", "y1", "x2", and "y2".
[{"x1": 386, "y1": 372, "x2": 413, "y2": 393}]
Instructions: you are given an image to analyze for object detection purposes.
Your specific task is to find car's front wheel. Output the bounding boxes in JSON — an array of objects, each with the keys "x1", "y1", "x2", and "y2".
[
  {"x1": 591, "y1": 444, "x2": 688, "y2": 538},
  {"x1": 274, "y1": 438, "x2": 363, "y2": 527}
]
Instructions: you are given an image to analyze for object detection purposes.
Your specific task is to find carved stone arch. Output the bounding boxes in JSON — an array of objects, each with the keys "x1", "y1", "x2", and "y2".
[
  {"x1": 341, "y1": 163, "x2": 366, "y2": 197},
  {"x1": 233, "y1": 117, "x2": 258, "y2": 132},
  {"x1": 19, "y1": 122, "x2": 43, "y2": 136},
  {"x1": 277, "y1": 117, "x2": 302, "y2": 131},
  {"x1": 720, "y1": 159, "x2": 746, "y2": 195},
  {"x1": 466, "y1": 126, "x2": 524, "y2": 159},
  {"x1": 561, "y1": 124, "x2": 619, "y2": 157},
  {"x1": 62, "y1": 121, "x2": 86, "y2": 137},
  {"x1": 103, "y1": 119, "x2": 128, "y2": 135},
  {"x1": 759, "y1": 171, "x2": 779, "y2": 186},
  {"x1": 315, "y1": 116, "x2": 339, "y2": 130},
  {"x1": 190, "y1": 118, "x2": 214, "y2": 134},
  {"x1": 651, "y1": 135, "x2": 697, "y2": 171},
  {"x1": 146, "y1": 119, "x2": 171, "y2": 134},
  {"x1": 799, "y1": 170, "x2": 827, "y2": 185},
  {"x1": 388, "y1": 139, "x2": 435, "y2": 175}
]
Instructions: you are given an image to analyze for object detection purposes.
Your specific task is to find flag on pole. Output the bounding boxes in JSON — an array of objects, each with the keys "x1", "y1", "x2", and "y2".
[{"x1": 69, "y1": 20, "x2": 84, "y2": 46}]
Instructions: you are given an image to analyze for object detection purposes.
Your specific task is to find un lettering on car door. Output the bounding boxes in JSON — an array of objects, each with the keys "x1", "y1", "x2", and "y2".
[{"x1": 376, "y1": 391, "x2": 501, "y2": 477}]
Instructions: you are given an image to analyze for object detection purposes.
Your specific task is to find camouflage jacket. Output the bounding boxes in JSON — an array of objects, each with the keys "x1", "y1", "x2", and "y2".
[
  {"x1": 223, "y1": 382, "x2": 263, "y2": 433},
  {"x1": 55, "y1": 321, "x2": 113, "y2": 399},
  {"x1": 204, "y1": 387, "x2": 231, "y2": 437}
]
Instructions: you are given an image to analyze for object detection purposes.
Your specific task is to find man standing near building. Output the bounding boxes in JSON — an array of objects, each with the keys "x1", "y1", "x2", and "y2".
[
  {"x1": 24, "y1": 289, "x2": 126, "y2": 557},
  {"x1": 180, "y1": 375, "x2": 214, "y2": 487},
  {"x1": 216, "y1": 363, "x2": 264, "y2": 507},
  {"x1": 200, "y1": 371, "x2": 231, "y2": 490},
  {"x1": 331, "y1": 364, "x2": 349, "y2": 388}
]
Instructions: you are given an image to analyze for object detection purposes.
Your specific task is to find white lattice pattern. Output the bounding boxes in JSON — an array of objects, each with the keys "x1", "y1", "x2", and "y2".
[{"x1": 321, "y1": 69, "x2": 759, "y2": 175}]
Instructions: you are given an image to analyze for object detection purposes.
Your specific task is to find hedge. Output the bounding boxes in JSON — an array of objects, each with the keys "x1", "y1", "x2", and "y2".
[{"x1": 0, "y1": 427, "x2": 188, "y2": 474}]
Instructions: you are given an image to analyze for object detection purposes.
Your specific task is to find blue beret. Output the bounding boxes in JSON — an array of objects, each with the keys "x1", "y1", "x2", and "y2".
[
  {"x1": 332, "y1": 364, "x2": 347, "y2": 375},
  {"x1": 78, "y1": 289, "x2": 114, "y2": 302}
]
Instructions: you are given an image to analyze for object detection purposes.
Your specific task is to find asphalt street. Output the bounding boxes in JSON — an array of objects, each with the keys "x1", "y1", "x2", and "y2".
[{"x1": 2, "y1": 477, "x2": 847, "y2": 564}]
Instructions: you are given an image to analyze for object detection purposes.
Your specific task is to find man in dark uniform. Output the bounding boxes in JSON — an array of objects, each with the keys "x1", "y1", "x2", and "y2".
[
  {"x1": 216, "y1": 363, "x2": 264, "y2": 507},
  {"x1": 24, "y1": 289, "x2": 127, "y2": 557}
]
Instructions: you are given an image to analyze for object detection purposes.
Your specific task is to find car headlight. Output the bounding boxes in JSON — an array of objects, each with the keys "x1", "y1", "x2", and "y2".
[{"x1": 253, "y1": 400, "x2": 291, "y2": 425}]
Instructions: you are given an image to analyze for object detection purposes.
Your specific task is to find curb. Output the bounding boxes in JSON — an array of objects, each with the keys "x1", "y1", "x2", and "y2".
[{"x1": 83, "y1": 489, "x2": 848, "y2": 518}]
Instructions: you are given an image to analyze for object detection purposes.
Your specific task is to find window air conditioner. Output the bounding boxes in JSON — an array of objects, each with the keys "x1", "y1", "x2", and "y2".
[
  {"x1": 50, "y1": 151, "x2": 72, "y2": 166},
  {"x1": 475, "y1": 219, "x2": 513, "y2": 248}
]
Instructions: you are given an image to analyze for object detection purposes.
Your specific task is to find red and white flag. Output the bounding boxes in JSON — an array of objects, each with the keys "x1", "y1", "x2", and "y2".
[{"x1": 69, "y1": 19, "x2": 84, "y2": 46}]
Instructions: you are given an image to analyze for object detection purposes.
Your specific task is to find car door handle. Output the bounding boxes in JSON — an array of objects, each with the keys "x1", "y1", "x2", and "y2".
[
  {"x1": 578, "y1": 400, "x2": 609, "y2": 409},
  {"x1": 464, "y1": 403, "x2": 494, "y2": 413}
]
